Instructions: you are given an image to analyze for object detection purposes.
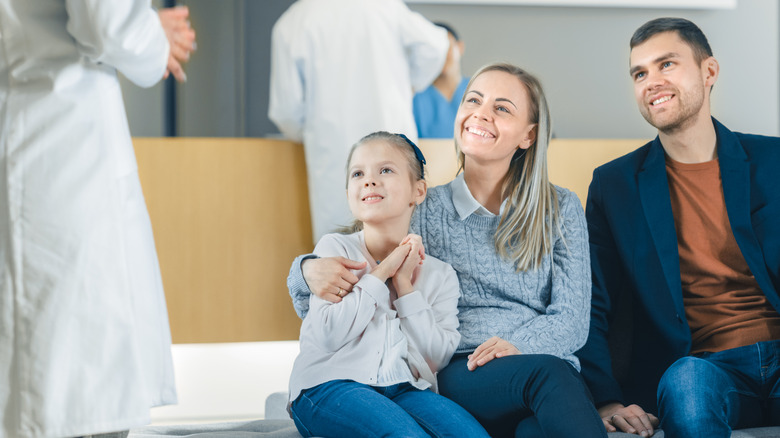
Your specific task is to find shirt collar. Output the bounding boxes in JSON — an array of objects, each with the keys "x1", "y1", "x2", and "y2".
[{"x1": 451, "y1": 173, "x2": 505, "y2": 220}]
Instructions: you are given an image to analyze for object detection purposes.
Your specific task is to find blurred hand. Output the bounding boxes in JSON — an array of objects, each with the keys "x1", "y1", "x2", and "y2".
[{"x1": 158, "y1": 6, "x2": 196, "y2": 82}]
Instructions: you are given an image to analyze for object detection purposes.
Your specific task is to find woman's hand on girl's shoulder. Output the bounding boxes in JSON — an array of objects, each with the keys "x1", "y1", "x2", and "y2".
[
  {"x1": 466, "y1": 337, "x2": 521, "y2": 371},
  {"x1": 302, "y1": 257, "x2": 366, "y2": 303}
]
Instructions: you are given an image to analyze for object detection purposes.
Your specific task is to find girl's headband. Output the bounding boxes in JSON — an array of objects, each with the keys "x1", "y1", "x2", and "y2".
[{"x1": 396, "y1": 133, "x2": 426, "y2": 179}]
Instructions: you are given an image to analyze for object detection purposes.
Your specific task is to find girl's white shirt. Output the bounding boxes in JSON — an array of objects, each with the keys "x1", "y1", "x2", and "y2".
[
  {"x1": 288, "y1": 231, "x2": 461, "y2": 405},
  {"x1": 0, "y1": 1, "x2": 176, "y2": 437}
]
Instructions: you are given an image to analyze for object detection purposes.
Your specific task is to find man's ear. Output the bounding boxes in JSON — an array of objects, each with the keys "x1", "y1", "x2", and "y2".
[{"x1": 703, "y1": 56, "x2": 719, "y2": 88}]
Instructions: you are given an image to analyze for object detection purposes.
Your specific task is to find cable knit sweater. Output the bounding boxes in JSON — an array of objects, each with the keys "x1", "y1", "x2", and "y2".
[{"x1": 288, "y1": 180, "x2": 591, "y2": 369}]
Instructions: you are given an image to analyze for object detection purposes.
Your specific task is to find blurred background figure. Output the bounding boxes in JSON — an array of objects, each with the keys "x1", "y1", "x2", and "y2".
[
  {"x1": 413, "y1": 22, "x2": 468, "y2": 139},
  {"x1": 268, "y1": 0, "x2": 449, "y2": 242},
  {"x1": 0, "y1": 1, "x2": 194, "y2": 437}
]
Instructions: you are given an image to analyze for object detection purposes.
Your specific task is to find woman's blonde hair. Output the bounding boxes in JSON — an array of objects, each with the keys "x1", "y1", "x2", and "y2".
[
  {"x1": 339, "y1": 131, "x2": 426, "y2": 234},
  {"x1": 456, "y1": 63, "x2": 562, "y2": 271}
]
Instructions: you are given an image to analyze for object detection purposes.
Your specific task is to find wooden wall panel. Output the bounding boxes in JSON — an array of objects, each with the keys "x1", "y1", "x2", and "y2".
[
  {"x1": 547, "y1": 139, "x2": 647, "y2": 208},
  {"x1": 133, "y1": 138, "x2": 312, "y2": 343},
  {"x1": 416, "y1": 139, "x2": 460, "y2": 188}
]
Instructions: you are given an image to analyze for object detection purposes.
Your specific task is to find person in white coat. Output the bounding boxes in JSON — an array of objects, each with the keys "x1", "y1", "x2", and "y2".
[
  {"x1": 268, "y1": 0, "x2": 449, "y2": 242},
  {"x1": 0, "y1": 1, "x2": 194, "y2": 437}
]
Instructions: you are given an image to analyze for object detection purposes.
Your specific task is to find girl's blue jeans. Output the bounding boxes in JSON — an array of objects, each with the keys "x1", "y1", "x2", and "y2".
[
  {"x1": 658, "y1": 339, "x2": 780, "y2": 438},
  {"x1": 290, "y1": 379, "x2": 490, "y2": 438}
]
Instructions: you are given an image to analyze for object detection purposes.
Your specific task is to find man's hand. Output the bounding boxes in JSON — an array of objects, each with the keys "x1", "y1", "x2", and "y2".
[
  {"x1": 301, "y1": 257, "x2": 367, "y2": 303},
  {"x1": 158, "y1": 6, "x2": 196, "y2": 82},
  {"x1": 466, "y1": 336, "x2": 521, "y2": 371},
  {"x1": 599, "y1": 402, "x2": 659, "y2": 437}
]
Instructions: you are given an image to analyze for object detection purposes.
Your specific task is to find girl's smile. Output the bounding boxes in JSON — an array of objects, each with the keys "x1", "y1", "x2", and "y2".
[{"x1": 347, "y1": 141, "x2": 425, "y2": 229}]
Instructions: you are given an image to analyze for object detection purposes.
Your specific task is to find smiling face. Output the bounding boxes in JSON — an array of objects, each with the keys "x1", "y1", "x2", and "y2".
[
  {"x1": 346, "y1": 140, "x2": 426, "y2": 228},
  {"x1": 455, "y1": 70, "x2": 537, "y2": 170},
  {"x1": 630, "y1": 31, "x2": 717, "y2": 134}
]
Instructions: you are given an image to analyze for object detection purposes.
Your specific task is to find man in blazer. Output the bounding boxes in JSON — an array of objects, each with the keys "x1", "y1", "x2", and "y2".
[{"x1": 576, "y1": 18, "x2": 780, "y2": 438}]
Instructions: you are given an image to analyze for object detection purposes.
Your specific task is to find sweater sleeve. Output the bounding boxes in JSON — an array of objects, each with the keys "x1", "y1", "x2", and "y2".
[
  {"x1": 287, "y1": 254, "x2": 317, "y2": 319},
  {"x1": 507, "y1": 189, "x2": 592, "y2": 366}
]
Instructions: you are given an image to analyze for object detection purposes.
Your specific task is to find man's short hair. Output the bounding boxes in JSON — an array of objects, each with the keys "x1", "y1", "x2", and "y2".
[
  {"x1": 434, "y1": 22, "x2": 460, "y2": 41},
  {"x1": 630, "y1": 17, "x2": 713, "y2": 63}
]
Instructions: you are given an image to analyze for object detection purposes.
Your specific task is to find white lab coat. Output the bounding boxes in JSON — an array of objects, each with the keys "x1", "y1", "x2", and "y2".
[
  {"x1": 269, "y1": 0, "x2": 448, "y2": 241},
  {"x1": 0, "y1": 1, "x2": 177, "y2": 437}
]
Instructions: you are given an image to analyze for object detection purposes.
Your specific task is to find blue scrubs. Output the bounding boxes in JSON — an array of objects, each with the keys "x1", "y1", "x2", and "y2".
[{"x1": 413, "y1": 77, "x2": 469, "y2": 138}]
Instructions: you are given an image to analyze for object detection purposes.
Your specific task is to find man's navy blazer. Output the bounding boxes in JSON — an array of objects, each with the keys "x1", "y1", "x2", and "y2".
[{"x1": 576, "y1": 118, "x2": 780, "y2": 414}]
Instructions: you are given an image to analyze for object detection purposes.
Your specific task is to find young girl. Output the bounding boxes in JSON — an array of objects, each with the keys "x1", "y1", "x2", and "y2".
[
  {"x1": 287, "y1": 132, "x2": 489, "y2": 438},
  {"x1": 290, "y1": 64, "x2": 608, "y2": 437}
]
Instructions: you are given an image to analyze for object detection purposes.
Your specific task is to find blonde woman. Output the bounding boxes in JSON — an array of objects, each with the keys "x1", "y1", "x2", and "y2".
[{"x1": 288, "y1": 63, "x2": 605, "y2": 437}]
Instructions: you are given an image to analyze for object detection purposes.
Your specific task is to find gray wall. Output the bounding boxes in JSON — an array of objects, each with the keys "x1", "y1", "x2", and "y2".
[
  {"x1": 121, "y1": 0, "x2": 295, "y2": 137},
  {"x1": 121, "y1": 0, "x2": 779, "y2": 139},
  {"x1": 409, "y1": 1, "x2": 779, "y2": 138}
]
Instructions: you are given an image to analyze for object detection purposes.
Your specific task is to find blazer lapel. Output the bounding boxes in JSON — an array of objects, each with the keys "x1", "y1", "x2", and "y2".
[
  {"x1": 714, "y1": 119, "x2": 777, "y2": 297},
  {"x1": 638, "y1": 138, "x2": 686, "y2": 317}
]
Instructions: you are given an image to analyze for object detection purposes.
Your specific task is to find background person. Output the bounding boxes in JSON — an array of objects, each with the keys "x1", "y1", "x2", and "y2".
[
  {"x1": 0, "y1": 1, "x2": 195, "y2": 437},
  {"x1": 576, "y1": 17, "x2": 780, "y2": 438},
  {"x1": 413, "y1": 22, "x2": 469, "y2": 139},
  {"x1": 268, "y1": 0, "x2": 449, "y2": 242}
]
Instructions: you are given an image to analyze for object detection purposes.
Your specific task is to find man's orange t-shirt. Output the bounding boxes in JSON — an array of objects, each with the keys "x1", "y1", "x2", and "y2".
[{"x1": 666, "y1": 156, "x2": 780, "y2": 354}]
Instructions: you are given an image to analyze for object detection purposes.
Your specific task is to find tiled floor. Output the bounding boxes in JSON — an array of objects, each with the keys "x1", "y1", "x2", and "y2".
[{"x1": 150, "y1": 341, "x2": 299, "y2": 425}]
